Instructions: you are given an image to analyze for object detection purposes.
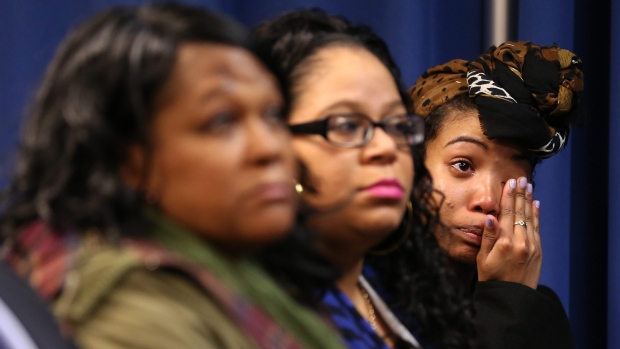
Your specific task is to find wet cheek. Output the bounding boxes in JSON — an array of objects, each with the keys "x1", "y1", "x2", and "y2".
[
  {"x1": 436, "y1": 178, "x2": 467, "y2": 206},
  {"x1": 439, "y1": 200, "x2": 456, "y2": 223},
  {"x1": 437, "y1": 189, "x2": 462, "y2": 226}
]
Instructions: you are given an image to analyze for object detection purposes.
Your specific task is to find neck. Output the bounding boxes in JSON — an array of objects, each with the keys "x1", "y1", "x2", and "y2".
[
  {"x1": 314, "y1": 233, "x2": 368, "y2": 305},
  {"x1": 335, "y1": 258, "x2": 365, "y2": 301},
  {"x1": 318, "y1": 237, "x2": 368, "y2": 271}
]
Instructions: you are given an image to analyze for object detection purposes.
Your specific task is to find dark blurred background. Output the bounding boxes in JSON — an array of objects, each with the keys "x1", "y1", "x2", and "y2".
[{"x1": 1, "y1": 1, "x2": 617, "y2": 348}]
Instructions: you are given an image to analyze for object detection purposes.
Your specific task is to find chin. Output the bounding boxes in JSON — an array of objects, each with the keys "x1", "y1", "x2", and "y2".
[
  {"x1": 448, "y1": 247, "x2": 479, "y2": 265},
  {"x1": 254, "y1": 221, "x2": 293, "y2": 239},
  {"x1": 363, "y1": 204, "x2": 404, "y2": 226},
  {"x1": 240, "y1": 209, "x2": 295, "y2": 243},
  {"x1": 224, "y1": 227, "x2": 292, "y2": 255},
  {"x1": 356, "y1": 218, "x2": 402, "y2": 241}
]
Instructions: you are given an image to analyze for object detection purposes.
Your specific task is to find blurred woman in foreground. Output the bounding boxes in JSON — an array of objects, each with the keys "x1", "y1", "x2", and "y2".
[{"x1": 0, "y1": 3, "x2": 345, "y2": 348}]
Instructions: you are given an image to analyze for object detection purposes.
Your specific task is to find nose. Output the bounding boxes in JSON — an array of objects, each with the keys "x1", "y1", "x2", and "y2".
[
  {"x1": 361, "y1": 126, "x2": 398, "y2": 164},
  {"x1": 468, "y1": 176, "x2": 501, "y2": 216},
  {"x1": 245, "y1": 116, "x2": 289, "y2": 167}
]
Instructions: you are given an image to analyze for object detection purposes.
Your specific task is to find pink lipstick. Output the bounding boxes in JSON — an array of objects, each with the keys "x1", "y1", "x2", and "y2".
[{"x1": 364, "y1": 179, "x2": 404, "y2": 200}]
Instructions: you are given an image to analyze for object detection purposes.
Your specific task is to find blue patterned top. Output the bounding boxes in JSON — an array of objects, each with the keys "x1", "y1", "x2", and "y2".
[
  {"x1": 320, "y1": 276, "x2": 424, "y2": 349},
  {"x1": 321, "y1": 285, "x2": 389, "y2": 349}
]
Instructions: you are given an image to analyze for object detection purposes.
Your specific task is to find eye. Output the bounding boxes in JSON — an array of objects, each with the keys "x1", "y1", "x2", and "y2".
[
  {"x1": 330, "y1": 115, "x2": 363, "y2": 134},
  {"x1": 386, "y1": 117, "x2": 412, "y2": 136},
  {"x1": 450, "y1": 159, "x2": 474, "y2": 174},
  {"x1": 198, "y1": 111, "x2": 237, "y2": 133},
  {"x1": 263, "y1": 105, "x2": 285, "y2": 127}
]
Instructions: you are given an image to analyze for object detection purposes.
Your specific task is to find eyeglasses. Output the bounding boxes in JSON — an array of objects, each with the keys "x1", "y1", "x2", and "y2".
[{"x1": 289, "y1": 113, "x2": 424, "y2": 147}]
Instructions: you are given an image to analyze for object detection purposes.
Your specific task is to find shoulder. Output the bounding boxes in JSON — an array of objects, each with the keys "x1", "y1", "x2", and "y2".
[
  {"x1": 535, "y1": 284, "x2": 565, "y2": 307},
  {"x1": 57, "y1": 243, "x2": 257, "y2": 349},
  {"x1": 473, "y1": 281, "x2": 574, "y2": 349}
]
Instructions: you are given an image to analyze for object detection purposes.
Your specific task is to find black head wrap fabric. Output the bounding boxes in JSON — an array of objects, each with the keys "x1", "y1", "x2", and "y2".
[{"x1": 409, "y1": 41, "x2": 584, "y2": 158}]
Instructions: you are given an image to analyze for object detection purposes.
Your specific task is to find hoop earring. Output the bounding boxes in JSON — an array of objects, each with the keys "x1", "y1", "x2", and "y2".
[{"x1": 369, "y1": 201, "x2": 413, "y2": 255}]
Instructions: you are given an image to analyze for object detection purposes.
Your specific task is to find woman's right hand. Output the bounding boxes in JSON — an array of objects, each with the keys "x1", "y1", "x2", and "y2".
[{"x1": 476, "y1": 177, "x2": 542, "y2": 289}]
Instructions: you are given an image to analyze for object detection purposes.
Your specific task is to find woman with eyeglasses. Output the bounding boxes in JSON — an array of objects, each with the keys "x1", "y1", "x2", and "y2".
[{"x1": 255, "y1": 9, "x2": 475, "y2": 349}]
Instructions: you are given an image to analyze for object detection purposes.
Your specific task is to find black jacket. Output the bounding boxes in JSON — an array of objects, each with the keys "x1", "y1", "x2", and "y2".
[{"x1": 474, "y1": 280, "x2": 574, "y2": 349}]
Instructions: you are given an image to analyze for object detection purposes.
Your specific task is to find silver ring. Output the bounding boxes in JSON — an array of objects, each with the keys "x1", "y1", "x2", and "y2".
[{"x1": 514, "y1": 220, "x2": 527, "y2": 227}]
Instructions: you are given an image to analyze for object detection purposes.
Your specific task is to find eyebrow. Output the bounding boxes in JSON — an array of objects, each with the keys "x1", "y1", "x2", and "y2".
[
  {"x1": 197, "y1": 73, "x2": 245, "y2": 102},
  {"x1": 321, "y1": 99, "x2": 405, "y2": 115},
  {"x1": 444, "y1": 136, "x2": 488, "y2": 150},
  {"x1": 444, "y1": 135, "x2": 530, "y2": 162},
  {"x1": 200, "y1": 88, "x2": 226, "y2": 103}
]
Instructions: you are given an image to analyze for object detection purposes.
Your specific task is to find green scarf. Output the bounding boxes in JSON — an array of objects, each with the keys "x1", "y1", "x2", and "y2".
[{"x1": 147, "y1": 211, "x2": 346, "y2": 349}]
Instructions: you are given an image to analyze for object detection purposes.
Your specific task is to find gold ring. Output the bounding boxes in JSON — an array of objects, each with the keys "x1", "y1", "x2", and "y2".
[{"x1": 514, "y1": 220, "x2": 527, "y2": 227}]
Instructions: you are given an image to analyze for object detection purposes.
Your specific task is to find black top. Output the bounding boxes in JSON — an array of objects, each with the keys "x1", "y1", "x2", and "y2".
[{"x1": 474, "y1": 280, "x2": 574, "y2": 349}]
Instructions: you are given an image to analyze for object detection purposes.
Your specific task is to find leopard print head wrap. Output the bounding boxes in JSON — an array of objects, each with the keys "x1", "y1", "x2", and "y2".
[{"x1": 409, "y1": 41, "x2": 584, "y2": 158}]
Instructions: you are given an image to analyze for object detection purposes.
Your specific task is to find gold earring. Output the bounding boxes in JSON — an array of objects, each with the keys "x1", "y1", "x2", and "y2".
[
  {"x1": 294, "y1": 181, "x2": 304, "y2": 194},
  {"x1": 369, "y1": 201, "x2": 413, "y2": 255}
]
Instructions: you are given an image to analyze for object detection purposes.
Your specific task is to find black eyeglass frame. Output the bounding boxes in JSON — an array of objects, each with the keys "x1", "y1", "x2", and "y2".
[{"x1": 288, "y1": 113, "x2": 425, "y2": 147}]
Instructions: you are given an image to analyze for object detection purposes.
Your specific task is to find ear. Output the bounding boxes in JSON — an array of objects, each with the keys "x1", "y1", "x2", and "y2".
[{"x1": 120, "y1": 144, "x2": 148, "y2": 190}]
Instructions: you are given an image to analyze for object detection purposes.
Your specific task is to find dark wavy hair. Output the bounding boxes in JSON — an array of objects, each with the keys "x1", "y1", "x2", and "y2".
[
  {"x1": 254, "y1": 8, "x2": 476, "y2": 349},
  {"x1": 0, "y1": 3, "x2": 340, "y2": 302}
]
